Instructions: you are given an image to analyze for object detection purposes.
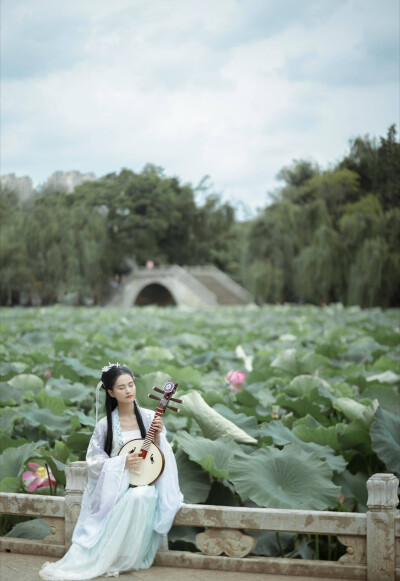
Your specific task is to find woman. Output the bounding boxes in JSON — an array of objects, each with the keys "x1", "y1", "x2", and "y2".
[{"x1": 40, "y1": 363, "x2": 183, "y2": 580}]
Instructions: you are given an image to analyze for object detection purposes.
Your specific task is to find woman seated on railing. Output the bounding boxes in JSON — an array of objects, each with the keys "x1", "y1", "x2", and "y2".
[{"x1": 39, "y1": 363, "x2": 183, "y2": 580}]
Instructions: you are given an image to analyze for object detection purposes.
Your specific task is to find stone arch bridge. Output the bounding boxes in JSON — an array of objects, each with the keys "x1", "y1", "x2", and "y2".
[{"x1": 109, "y1": 265, "x2": 252, "y2": 307}]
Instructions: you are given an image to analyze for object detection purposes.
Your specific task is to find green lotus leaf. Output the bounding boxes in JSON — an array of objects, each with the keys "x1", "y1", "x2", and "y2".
[
  {"x1": 299, "y1": 352, "x2": 335, "y2": 374},
  {"x1": 330, "y1": 383, "x2": 354, "y2": 398},
  {"x1": 260, "y1": 420, "x2": 346, "y2": 472},
  {"x1": 5, "y1": 517, "x2": 51, "y2": 540},
  {"x1": 234, "y1": 389, "x2": 259, "y2": 407},
  {"x1": 140, "y1": 346, "x2": 175, "y2": 362},
  {"x1": 0, "y1": 362, "x2": 28, "y2": 379},
  {"x1": 163, "y1": 413, "x2": 188, "y2": 434},
  {"x1": 46, "y1": 380, "x2": 94, "y2": 406},
  {"x1": 201, "y1": 390, "x2": 227, "y2": 407},
  {"x1": 213, "y1": 404, "x2": 259, "y2": 439},
  {"x1": 184, "y1": 351, "x2": 216, "y2": 367},
  {"x1": 228, "y1": 444, "x2": 341, "y2": 510},
  {"x1": 0, "y1": 476, "x2": 22, "y2": 492},
  {"x1": 165, "y1": 333, "x2": 208, "y2": 349},
  {"x1": 0, "y1": 408, "x2": 22, "y2": 434},
  {"x1": 8, "y1": 374, "x2": 44, "y2": 392},
  {"x1": 174, "y1": 431, "x2": 241, "y2": 479},
  {"x1": 35, "y1": 390, "x2": 66, "y2": 416},
  {"x1": 270, "y1": 349, "x2": 298, "y2": 375},
  {"x1": 180, "y1": 391, "x2": 257, "y2": 444},
  {"x1": 276, "y1": 394, "x2": 330, "y2": 426},
  {"x1": 54, "y1": 335, "x2": 82, "y2": 353},
  {"x1": 0, "y1": 382, "x2": 23, "y2": 406},
  {"x1": 168, "y1": 525, "x2": 200, "y2": 551},
  {"x1": 370, "y1": 407, "x2": 400, "y2": 475},
  {"x1": 292, "y1": 414, "x2": 321, "y2": 429},
  {"x1": 244, "y1": 530, "x2": 294, "y2": 557},
  {"x1": 372, "y1": 355, "x2": 400, "y2": 372},
  {"x1": 28, "y1": 350, "x2": 53, "y2": 364},
  {"x1": 333, "y1": 469, "x2": 368, "y2": 509},
  {"x1": 65, "y1": 409, "x2": 96, "y2": 427},
  {"x1": 206, "y1": 481, "x2": 239, "y2": 507},
  {"x1": 19, "y1": 331, "x2": 54, "y2": 346},
  {"x1": 292, "y1": 422, "x2": 342, "y2": 454},
  {"x1": 333, "y1": 397, "x2": 378, "y2": 429},
  {"x1": 0, "y1": 442, "x2": 37, "y2": 478},
  {"x1": 174, "y1": 448, "x2": 211, "y2": 504},
  {"x1": 61, "y1": 357, "x2": 99, "y2": 380},
  {"x1": 19, "y1": 408, "x2": 72, "y2": 434},
  {"x1": 285, "y1": 375, "x2": 331, "y2": 398},
  {"x1": 53, "y1": 440, "x2": 71, "y2": 464},
  {"x1": 0, "y1": 435, "x2": 29, "y2": 453},
  {"x1": 362, "y1": 385, "x2": 400, "y2": 414},
  {"x1": 366, "y1": 370, "x2": 400, "y2": 384},
  {"x1": 64, "y1": 431, "x2": 92, "y2": 456},
  {"x1": 337, "y1": 420, "x2": 372, "y2": 455},
  {"x1": 135, "y1": 371, "x2": 172, "y2": 409},
  {"x1": 162, "y1": 365, "x2": 202, "y2": 389}
]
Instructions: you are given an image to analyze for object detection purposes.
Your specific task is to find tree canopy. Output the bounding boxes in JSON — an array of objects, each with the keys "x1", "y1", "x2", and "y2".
[{"x1": 1, "y1": 125, "x2": 399, "y2": 307}]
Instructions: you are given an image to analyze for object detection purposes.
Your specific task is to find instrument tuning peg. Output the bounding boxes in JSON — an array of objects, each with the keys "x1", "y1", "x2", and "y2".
[
  {"x1": 153, "y1": 386, "x2": 164, "y2": 394},
  {"x1": 170, "y1": 397, "x2": 182, "y2": 404},
  {"x1": 148, "y1": 394, "x2": 161, "y2": 401},
  {"x1": 168, "y1": 406, "x2": 180, "y2": 413}
]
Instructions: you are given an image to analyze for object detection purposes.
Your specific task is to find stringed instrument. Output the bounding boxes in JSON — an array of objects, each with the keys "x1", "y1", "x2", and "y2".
[{"x1": 118, "y1": 380, "x2": 181, "y2": 487}]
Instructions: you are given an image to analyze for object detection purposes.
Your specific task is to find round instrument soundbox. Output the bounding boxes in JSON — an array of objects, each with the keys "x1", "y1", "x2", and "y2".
[
  {"x1": 118, "y1": 380, "x2": 181, "y2": 487},
  {"x1": 119, "y1": 439, "x2": 165, "y2": 487}
]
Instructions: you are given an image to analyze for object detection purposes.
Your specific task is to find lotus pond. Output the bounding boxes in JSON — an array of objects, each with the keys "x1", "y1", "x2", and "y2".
[{"x1": 1, "y1": 304, "x2": 399, "y2": 559}]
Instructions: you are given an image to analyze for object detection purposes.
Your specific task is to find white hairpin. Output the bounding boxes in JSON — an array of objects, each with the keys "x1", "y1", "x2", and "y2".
[{"x1": 101, "y1": 362, "x2": 126, "y2": 373}]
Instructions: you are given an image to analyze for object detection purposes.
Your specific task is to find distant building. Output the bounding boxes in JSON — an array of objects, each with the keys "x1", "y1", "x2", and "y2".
[
  {"x1": 41, "y1": 171, "x2": 97, "y2": 193},
  {"x1": 0, "y1": 174, "x2": 34, "y2": 202},
  {"x1": 0, "y1": 170, "x2": 98, "y2": 201}
]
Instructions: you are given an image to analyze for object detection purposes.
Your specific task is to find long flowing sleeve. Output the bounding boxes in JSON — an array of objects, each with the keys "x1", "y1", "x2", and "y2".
[
  {"x1": 72, "y1": 418, "x2": 129, "y2": 548},
  {"x1": 154, "y1": 431, "x2": 184, "y2": 534},
  {"x1": 139, "y1": 408, "x2": 183, "y2": 535}
]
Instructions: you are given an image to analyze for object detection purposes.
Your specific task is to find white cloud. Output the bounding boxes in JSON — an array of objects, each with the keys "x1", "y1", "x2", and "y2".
[{"x1": 1, "y1": 0, "x2": 398, "y2": 213}]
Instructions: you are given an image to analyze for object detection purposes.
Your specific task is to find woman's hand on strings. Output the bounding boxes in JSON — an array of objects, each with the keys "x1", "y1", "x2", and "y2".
[
  {"x1": 153, "y1": 415, "x2": 164, "y2": 445},
  {"x1": 125, "y1": 452, "x2": 143, "y2": 472}
]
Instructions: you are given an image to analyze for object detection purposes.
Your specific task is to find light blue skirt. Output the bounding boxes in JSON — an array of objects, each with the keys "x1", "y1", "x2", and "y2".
[{"x1": 40, "y1": 486, "x2": 159, "y2": 580}]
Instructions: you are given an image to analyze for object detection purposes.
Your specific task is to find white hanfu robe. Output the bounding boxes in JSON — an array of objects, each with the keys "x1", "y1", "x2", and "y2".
[{"x1": 39, "y1": 406, "x2": 183, "y2": 580}]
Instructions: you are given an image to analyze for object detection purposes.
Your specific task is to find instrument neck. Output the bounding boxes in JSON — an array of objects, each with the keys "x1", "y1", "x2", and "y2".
[{"x1": 141, "y1": 409, "x2": 163, "y2": 451}]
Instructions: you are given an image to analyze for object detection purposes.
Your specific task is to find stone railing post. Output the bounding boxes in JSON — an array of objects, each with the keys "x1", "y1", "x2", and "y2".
[
  {"x1": 366, "y1": 473, "x2": 399, "y2": 581},
  {"x1": 65, "y1": 461, "x2": 87, "y2": 549}
]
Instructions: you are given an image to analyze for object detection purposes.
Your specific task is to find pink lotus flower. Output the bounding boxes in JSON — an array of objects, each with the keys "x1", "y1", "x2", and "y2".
[
  {"x1": 225, "y1": 370, "x2": 246, "y2": 393},
  {"x1": 22, "y1": 463, "x2": 56, "y2": 492},
  {"x1": 44, "y1": 370, "x2": 52, "y2": 378}
]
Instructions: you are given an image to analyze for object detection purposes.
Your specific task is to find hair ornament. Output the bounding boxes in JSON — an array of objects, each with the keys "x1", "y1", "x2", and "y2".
[{"x1": 101, "y1": 362, "x2": 126, "y2": 373}]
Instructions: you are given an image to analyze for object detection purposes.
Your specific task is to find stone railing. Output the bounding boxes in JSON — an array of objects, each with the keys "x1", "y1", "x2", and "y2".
[{"x1": 1, "y1": 465, "x2": 399, "y2": 580}]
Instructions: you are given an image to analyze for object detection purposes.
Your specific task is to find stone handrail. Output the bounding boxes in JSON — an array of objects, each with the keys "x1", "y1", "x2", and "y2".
[{"x1": 0, "y1": 466, "x2": 399, "y2": 580}]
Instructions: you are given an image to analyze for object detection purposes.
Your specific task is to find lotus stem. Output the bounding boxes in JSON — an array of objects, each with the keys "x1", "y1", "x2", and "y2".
[
  {"x1": 45, "y1": 463, "x2": 53, "y2": 496},
  {"x1": 276, "y1": 532, "x2": 284, "y2": 557},
  {"x1": 315, "y1": 534, "x2": 319, "y2": 560}
]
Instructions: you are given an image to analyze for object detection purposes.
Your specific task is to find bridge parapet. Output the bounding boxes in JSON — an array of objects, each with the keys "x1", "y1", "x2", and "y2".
[{"x1": 110, "y1": 265, "x2": 251, "y2": 307}]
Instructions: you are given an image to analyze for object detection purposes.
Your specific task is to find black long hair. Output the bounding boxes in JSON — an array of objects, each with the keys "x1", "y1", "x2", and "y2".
[{"x1": 100, "y1": 365, "x2": 146, "y2": 456}]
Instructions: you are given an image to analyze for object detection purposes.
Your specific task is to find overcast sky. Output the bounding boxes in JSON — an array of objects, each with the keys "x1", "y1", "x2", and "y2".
[{"x1": 1, "y1": 0, "x2": 399, "y2": 214}]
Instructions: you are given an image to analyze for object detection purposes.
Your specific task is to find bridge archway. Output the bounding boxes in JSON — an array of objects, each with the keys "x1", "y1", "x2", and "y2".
[{"x1": 134, "y1": 283, "x2": 176, "y2": 307}]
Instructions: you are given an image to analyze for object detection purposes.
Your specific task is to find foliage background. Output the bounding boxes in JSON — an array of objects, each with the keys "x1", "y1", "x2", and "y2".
[
  {"x1": 1, "y1": 125, "x2": 399, "y2": 308},
  {"x1": 1, "y1": 304, "x2": 399, "y2": 558}
]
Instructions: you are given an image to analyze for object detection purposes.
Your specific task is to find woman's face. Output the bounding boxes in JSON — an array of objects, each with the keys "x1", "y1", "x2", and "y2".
[{"x1": 108, "y1": 373, "x2": 136, "y2": 404}]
